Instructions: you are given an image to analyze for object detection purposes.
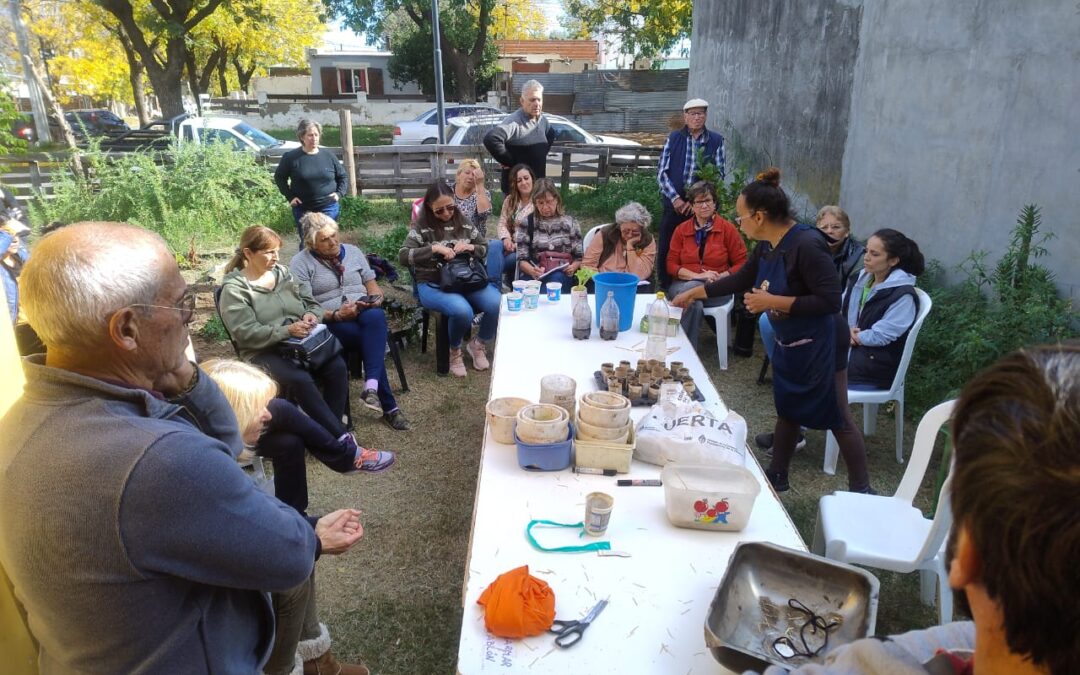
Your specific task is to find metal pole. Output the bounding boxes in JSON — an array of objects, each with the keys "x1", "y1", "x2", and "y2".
[
  {"x1": 9, "y1": 0, "x2": 52, "y2": 143},
  {"x1": 431, "y1": 0, "x2": 446, "y2": 144}
]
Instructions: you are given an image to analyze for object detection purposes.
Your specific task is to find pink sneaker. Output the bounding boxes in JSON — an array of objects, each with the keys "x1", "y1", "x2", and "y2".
[
  {"x1": 448, "y1": 348, "x2": 467, "y2": 377},
  {"x1": 465, "y1": 337, "x2": 489, "y2": 371}
]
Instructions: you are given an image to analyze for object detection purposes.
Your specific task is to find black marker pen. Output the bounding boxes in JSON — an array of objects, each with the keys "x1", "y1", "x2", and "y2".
[{"x1": 617, "y1": 479, "x2": 662, "y2": 486}]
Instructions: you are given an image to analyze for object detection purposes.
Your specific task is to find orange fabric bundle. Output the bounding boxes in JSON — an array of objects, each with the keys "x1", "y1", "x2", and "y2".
[{"x1": 476, "y1": 565, "x2": 556, "y2": 639}]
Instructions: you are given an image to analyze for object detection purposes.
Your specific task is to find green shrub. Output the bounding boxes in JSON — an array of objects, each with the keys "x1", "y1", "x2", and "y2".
[
  {"x1": 361, "y1": 223, "x2": 410, "y2": 263},
  {"x1": 562, "y1": 172, "x2": 663, "y2": 231},
  {"x1": 199, "y1": 313, "x2": 231, "y2": 343},
  {"x1": 907, "y1": 205, "x2": 1078, "y2": 414},
  {"x1": 263, "y1": 126, "x2": 394, "y2": 147},
  {"x1": 30, "y1": 142, "x2": 292, "y2": 252},
  {"x1": 338, "y1": 196, "x2": 410, "y2": 230}
]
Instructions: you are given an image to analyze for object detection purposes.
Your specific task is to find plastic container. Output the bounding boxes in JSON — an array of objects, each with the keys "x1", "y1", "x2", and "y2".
[
  {"x1": 579, "y1": 391, "x2": 631, "y2": 428},
  {"x1": 523, "y1": 288, "x2": 540, "y2": 311},
  {"x1": 485, "y1": 397, "x2": 532, "y2": 444},
  {"x1": 592, "y1": 272, "x2": 637, "y2": 331},
  {"x1": 505, "y1": 292, "x2": 523, "y2": 312},
  {"x1": 575, "y1": 426, "x2": 635, "y2": 473},
  {"x1": 661, "y1": 463, "x2": 761, "y2": 532},
  {"x1": 515, "y1": 404, "x2": 569, "y2": 444},
  {"x1": 644, "y1": 292, "x2": 669, "y2": 363},
  {"x1": 516, "y1": 424, "x2": 574, "y2": 471},
  {"x1": 539, "y1": 374, "x2": 576, "y2": 418}
]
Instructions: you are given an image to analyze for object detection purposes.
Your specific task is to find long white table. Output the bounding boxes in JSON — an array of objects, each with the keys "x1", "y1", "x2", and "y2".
[{"x1": 457, "y1": 295, "x2": 804, "y2": 674}]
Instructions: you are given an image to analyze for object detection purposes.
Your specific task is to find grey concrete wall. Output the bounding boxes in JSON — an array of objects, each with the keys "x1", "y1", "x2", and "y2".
[
  {"x1": 688, "y1": 0, "x2": 863, "y2": 214},
  {"x1": 840, "y1": 2, "x2": 1080, "y2": 301}
]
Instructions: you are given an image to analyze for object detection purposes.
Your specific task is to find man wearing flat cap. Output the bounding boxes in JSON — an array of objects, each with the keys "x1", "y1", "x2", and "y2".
[{"x1": 656, "y1": 98, "x2": 726, "y2": 287}]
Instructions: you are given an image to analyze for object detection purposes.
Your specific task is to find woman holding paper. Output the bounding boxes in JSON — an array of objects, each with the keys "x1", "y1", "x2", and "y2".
[{"x1": 515, "y1": 178, "x2": 583, "y2": 293}]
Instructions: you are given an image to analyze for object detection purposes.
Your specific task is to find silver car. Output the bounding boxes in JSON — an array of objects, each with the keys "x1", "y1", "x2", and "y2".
[
  {"x1": 392, "y1": 104, "x2": 504, "y2": 145},
  {"x1": 446, "y1": 114, "x2": 643, "y2": 165}
]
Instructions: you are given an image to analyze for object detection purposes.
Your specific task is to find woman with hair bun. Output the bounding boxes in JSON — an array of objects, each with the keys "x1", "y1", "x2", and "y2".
[
  {"x1": 672, "y1": 167, "x2": 874, "y2": 494},
  {"x1": 843, "y1": 228, "x2": 925, "y2": 390}
]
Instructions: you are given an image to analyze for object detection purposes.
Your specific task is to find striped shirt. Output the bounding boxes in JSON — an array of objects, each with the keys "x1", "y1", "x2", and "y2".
[{"x1": 515, "y1": 214, "x2": 584, "y2": 265}]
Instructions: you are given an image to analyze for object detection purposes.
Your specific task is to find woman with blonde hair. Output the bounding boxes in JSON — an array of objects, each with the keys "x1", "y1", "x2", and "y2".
[
  {"x1": 202, "y1": 358, "x2": 393, "y2": 515},
  {"x1": 220, "y1": 226, "x2": 375, "y2": 453},
  {"x1": 452, "y1": 158, "x2": 492, "y2": 237},
  {"x1": 202, "y1": 358, "x2": 374, "y2": 675}
]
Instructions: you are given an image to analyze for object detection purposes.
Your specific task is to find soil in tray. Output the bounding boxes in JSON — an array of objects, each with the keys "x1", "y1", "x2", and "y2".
[{"x1": 593, "y1": 371, "x2": 705, "y2": 406}]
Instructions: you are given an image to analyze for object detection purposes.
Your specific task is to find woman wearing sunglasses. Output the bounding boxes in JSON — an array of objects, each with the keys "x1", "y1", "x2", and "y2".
[{"x1": 399, "y1": 181, "x2": 501, "y2": 377}]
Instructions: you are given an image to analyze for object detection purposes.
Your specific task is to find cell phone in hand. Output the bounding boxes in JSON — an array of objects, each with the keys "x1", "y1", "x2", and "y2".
[{"x1": 357, "y1": 295, "x2": 382, "y2": 306}]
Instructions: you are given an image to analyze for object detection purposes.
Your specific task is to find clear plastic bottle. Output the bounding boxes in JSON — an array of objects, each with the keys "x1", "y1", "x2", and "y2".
[
  {"x1": 572, "y1": 292, "x2": 592, "y2": 340},
  {"x1": 599, "y1": 291, "x2": 620, "y2": 340},
  {"x1": 644, "y1": 291, "x2": 669, "y2": 362}
]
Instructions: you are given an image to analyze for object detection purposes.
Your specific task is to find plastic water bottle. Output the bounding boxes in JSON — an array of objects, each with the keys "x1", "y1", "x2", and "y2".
[
  {"x1": 599, "y1": 291, "x2": 620, "y2": 340},
  {"x1": 644, "y1": 292, "x2": 669, "y2": 362},
  {"x1": 572, "y1": 293, "x2": 592, "y2": 340}
]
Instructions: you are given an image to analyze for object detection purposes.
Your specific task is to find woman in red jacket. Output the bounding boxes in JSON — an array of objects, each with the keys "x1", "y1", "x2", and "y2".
[{"x1": 665, "y1": 180, "x2": 748, "y2": 349}]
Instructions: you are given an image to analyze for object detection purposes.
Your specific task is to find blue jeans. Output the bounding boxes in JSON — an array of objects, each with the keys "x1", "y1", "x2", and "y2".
[
  {"x1": 543, "y1": 269, "x2": 574, "y2": 293},
  {"x1": 417, "y1": 282, "x2": 502, "y2": 347},
  {"x1": 486, "y1": 240, "x2": 517, "y2": 287},
  {"x1": 326, "y1": 308, "x2": 398, "y2": 412},
  {"x1": 292, "y1": 201, "x2": 341, "y2": 246}
]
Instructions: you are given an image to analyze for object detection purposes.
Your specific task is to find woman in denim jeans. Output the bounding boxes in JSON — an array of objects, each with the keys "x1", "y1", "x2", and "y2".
[{"x1": 399, "y1": 181, "x2": 501, "y2": 377}]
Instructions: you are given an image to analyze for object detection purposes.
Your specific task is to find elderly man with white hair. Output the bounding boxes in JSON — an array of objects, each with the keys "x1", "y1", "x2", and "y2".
[
  {"x1": 483, "y1": 79, "x2": 557, "y2": 195},
  {"x1": 0, "y1": 222, "x2": 365, "y2": 673}
]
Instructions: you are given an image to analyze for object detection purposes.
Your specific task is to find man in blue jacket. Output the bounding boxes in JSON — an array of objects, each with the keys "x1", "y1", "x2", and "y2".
[
  {"x1": 0, "y1": 222, "x2": 365, "y2": 673},
  {"x1": 656, "y1": 98, "x2": 726, "y2": 287}
]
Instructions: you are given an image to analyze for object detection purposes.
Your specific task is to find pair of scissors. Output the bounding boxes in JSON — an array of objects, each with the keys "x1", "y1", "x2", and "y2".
[{"x1": 549, "y1": 598, "x2": 609, "y2": 648}]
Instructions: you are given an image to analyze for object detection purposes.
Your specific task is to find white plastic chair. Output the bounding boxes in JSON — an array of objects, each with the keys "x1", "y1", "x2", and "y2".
[
  {"x1": 702, "y1": 297, "x2": 735, "y2": 370},
  {"x1": 812, "y1": 399, "x2": 955, "y2": 625},
  {"x1": 823, "y1": 287, "x2": 932, "y2": 474},
  {"x1": 581, "y1": 224, "x2": 606, "y2": 253}
]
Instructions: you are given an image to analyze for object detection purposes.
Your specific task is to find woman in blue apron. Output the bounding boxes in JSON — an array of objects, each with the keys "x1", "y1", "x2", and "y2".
[{"x1": 672, "y1": 168, "x2": 873, "y2": 494}]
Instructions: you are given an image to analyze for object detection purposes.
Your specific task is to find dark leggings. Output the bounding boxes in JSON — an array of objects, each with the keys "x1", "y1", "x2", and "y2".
[
  {"x1": 256, "y1": 398, "x2": 359, "y2": 514},
  {"x1": 768, "y1": 369, "x2": 871, "y2": 491},
  {"x1": 326, "y1": 308, "x2": 398, "y2": 413},
  {"x1": 250, "y1": 350, "x2": 349, "y2": 437}
]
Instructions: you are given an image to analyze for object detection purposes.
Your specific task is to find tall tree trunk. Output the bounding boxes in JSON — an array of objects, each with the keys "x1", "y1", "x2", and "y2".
[
  {"x1": 233, "y1": 56, "x2": 257, "y2": 94},
  {"x1": 115, "y1": 26, "x2": 150, "y2": 125},
  {"x1": 216, "y1": 49, "x2": 229, "y2": 96},
  {"x1": 23, "y1": 54, "x2": 82, "y2": 175}
]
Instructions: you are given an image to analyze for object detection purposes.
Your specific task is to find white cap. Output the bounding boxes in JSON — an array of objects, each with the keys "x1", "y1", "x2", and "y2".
[
  {"x1": 683, "y1": 98, "x2": 709, "y2": 111},
  {"x1": 2, "y1": 219, "x2": 30, "y2": 236}
]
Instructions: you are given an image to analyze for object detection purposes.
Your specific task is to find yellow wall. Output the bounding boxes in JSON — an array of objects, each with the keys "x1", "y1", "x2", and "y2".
[{"x1": 0, "y1": 283, "x2": 38, "y2": 673}]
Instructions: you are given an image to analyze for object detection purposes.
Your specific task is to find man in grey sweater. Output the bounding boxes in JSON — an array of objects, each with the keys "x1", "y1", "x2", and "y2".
[
  {"x1": 0, "y1": 222, "x2": 365, "y2": 673},
  {"x1": 483, "y1": 79, "x2": 556, "y2": 195}
]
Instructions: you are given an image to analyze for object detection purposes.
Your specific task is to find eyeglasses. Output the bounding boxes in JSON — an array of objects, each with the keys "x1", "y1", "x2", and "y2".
[
  {"x1": 433, "y1": 204, "x2": 456, "y2": 216},
  {"x1": 735, "y1": 211, "x2": 762, "y2": 225},
  {"x1": 692, "y1": 199, "x2": 715, "y2": 207},
  {"x1": 684, "y1": 110, "x2": 707, "y2": 118},
  {"x1": 130, "y1": 291, "x2": 196, "y2": 325}
]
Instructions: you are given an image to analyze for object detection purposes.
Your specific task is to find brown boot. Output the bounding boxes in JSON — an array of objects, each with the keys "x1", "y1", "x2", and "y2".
[{"x1": 302, "y1": 650, "x2": 369, "y2": 675}]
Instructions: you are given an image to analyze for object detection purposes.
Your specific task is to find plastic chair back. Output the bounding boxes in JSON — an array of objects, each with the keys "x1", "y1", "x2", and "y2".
[
  {"x1": 895, "y1": 399, "x2": 955, "y2": 502},
  {"x1": 582, "y1": 224, "x2": 606, "y2": 253},
  {"x1": 915, "y1": 470, "x2": 954, "y2": 565}
]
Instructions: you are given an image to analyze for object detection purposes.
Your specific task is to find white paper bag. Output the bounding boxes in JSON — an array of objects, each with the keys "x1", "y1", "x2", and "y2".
[{"x1": 634, "y1": 386, "x2": 747, "y2": 467}]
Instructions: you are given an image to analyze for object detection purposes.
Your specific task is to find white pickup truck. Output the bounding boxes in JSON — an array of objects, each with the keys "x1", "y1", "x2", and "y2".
[{"x1": 103, "y1": 114, "x2": 299, "y2": 157}]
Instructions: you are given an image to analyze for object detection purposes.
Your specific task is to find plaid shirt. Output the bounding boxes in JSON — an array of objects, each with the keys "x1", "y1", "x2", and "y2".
[{"x1": 657, "y1": 128, "x2": 726, "y2": 202}]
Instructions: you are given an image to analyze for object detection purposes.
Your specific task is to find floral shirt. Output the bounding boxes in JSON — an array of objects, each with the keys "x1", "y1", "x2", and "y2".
[{"x1": 452, "y1": 189, "x2": 492, "y2": 238}]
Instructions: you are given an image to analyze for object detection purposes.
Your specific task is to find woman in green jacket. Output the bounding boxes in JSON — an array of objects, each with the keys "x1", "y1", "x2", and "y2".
[{"x1": 219, "y1": 225, "x2": 350, "y2": 436}]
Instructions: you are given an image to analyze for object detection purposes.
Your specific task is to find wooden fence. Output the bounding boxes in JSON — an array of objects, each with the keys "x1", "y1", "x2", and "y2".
[{"x1": 1, "y1": 143, "x2": 662, "y2": 204}]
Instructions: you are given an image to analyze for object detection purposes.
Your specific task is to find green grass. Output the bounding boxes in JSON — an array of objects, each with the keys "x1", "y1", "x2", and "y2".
[{"x1": 264, "y1": 125, "x2": 394, "y2": 147}]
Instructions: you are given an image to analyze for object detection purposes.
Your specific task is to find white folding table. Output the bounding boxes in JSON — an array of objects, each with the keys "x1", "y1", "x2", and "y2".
[{"x1": 456, "y1": 295, "x2": 805, "y2": 674}]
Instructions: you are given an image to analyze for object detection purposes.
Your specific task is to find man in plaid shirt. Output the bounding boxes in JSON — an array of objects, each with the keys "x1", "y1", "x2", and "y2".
[{"x1": 656, "y1": 98, "x2": 726, "y2": 287}]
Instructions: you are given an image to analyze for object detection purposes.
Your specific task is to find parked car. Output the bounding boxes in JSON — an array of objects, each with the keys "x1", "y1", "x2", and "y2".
[
  {"x1": 10, "y1": 115, "x2": 36, "y2": 145},
  {"x1": 65, "y1": 109, "x2": 130, "y2": 139},
  {"x1": 392, "y1": 104, "x2": 504, "y2": 145},
  {"x1": 103, "y1": 114, "x2": 300, "y2": 157},
  {"x1": 445, "y1": 114, "x2": 643, "y2": 165}
]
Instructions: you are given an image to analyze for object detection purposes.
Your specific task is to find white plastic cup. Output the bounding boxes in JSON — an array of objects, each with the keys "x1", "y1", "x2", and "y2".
[
  {"x1": 584, "y1": 492, "x2": 614, "y2": 536},
  {"x1": 506, "y1": 292, "x2": 523, "y2": 312},
  {"x1": 523, "y1": 288, "x2": 540, "y2": 311},
  {"x1": 512, "y1": 280, "x2": 529, "y2": 295},
  {"x1": 545, "y1": 282, "x2": 562, "y2": 302}
]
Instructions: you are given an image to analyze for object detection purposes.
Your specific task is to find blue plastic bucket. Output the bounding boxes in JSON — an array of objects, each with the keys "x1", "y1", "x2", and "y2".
[{"x1": 593, "y1": 272, "x2": 638, "y2": 331}]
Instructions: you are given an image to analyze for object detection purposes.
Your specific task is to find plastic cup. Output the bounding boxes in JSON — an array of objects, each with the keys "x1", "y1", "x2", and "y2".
[
  {"x1": 584, "y1": 492, "x2": 614, "y2": 536},
  {"x1": 545, "y1": 282, "x2": 562, "y2": 302},
  {"x1": 523, "y1": 288, "x2": 540, "y2": 311},
  {"x1": 512, "y1": 280, "x2": 529, "y2": 295},
  {"x1": 506, "y1": 292, "x2": 523, "y2": 312}
]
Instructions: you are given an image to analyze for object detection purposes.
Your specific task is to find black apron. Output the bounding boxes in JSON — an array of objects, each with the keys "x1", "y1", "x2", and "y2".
[{"x1": 758, "y1": 225, "x2": 843, "y2": 430}]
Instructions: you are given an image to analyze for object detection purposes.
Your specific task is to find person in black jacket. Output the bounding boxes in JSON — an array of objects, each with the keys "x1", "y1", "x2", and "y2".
[
  {"x1": 672, "y1": 168, "x2": 873, "y2": 494},
  {"x1": 483, "y1": 80, "x2": 556, "y2": 195},
  {"x1": 842, "y1": 229, "x2": 925, "y2": 390},
  {"x1": 274, "y1": 119, "x2": 348, "y2": 246}
]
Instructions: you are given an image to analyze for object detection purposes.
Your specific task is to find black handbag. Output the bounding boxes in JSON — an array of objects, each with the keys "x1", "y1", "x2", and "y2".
[
  {"x1": 437, "y1": 255, "x2": 489, "y2": 293},
  {"x1": 279, "y1": 324, "x2": 343, "y2": 371}
]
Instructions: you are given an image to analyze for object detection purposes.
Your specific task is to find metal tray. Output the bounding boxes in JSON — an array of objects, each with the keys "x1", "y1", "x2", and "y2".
[{"x1": 704, "y1": 542, "x2": 880, "y2": 671}]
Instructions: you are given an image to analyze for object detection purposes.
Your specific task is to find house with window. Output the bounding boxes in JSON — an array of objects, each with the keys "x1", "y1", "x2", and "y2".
[{"x1": 306, "y1": 46, "x2": 422, "y2": 98}]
